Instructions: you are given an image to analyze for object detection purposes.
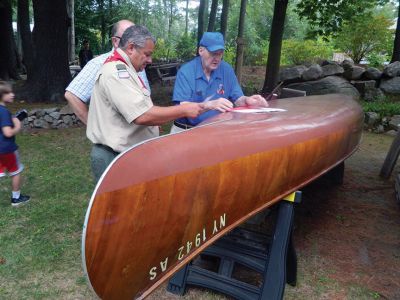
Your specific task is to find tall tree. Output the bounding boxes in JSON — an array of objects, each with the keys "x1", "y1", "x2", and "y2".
[
  {"x1": 0, "y1": 0, "x2": 20, "y2": 80},
  {"x1": 197, "y1": 0, "x2": 206, "y2": 44},
  {"x1": 185, "y1": 0, "x2": 189, "y2": 35},
  {"x1": 296, "y1": 0, "x2": 389, "y2": 37},
  {"x1": 207, "y1": 0, "x2": 218, "y2": 31},
  {"x1": 391, "y1": 2, "x2": 400, "y2": 62},
  {"x1": 21, "y1": 0, "x2": 71, "y2": 102},
  {"x1": 234, "y1": 0, "x2": 247, "y2": 83},
  {"x1": 66, "y1": 0, "x2": 75, "y2": 63},
  {"x1": 17, "y1": 0, "x2": 34, "y2": 76},
  {"x1": 97, "y1": 0, "x2": 106, "y2": 51},
  {"x1": 220, "y1": 0, "x2": 229, "y2": 37},
  {"x1": 262, "y1": 0, "x2": 288, "y2": 94}
]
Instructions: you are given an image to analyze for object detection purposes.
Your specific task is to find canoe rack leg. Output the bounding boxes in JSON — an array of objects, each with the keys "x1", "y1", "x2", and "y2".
[{"x1": 167, "y1": 192, "x2": 301, "y2": 300}]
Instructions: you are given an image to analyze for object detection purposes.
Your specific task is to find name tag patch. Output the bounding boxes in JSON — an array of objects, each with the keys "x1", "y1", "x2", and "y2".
[{"x1": 118, "y1": 71, "x2": 130, "y2": 79}]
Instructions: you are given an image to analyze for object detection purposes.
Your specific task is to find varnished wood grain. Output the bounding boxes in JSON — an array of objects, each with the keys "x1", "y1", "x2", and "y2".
[{"x1": 82, "y1": 94, "x2": 364, "y2": 299}]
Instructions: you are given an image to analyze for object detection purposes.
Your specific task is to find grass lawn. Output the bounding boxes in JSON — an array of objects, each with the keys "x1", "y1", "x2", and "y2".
[{"x1": 0, "y1": 128, "x2": 95, "y2": 299}]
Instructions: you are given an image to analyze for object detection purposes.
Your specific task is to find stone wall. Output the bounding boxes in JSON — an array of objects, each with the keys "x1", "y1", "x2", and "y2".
[
  {"x1": 22, "y1": 105, "x2": 82, "y2": 129},
  {"x1": 280, "y1": 60, "x2": 400, "y2": 101}
]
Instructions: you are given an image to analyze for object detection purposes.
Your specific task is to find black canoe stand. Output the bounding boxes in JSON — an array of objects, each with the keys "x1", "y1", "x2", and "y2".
[{"x1": 167, "y1": 191, "x2": 301, "y2": 300}]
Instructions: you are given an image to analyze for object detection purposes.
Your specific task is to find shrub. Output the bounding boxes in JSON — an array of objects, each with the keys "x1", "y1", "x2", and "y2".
[
  {"x1": 152, "y1": 38, "x2": 177, "y2": 62},
  {"x1": 176, "y1": 34, "x2": 197, "y2": 61},
  {"x1": 281, "y1": 39, "x2": 334, "y2": 65},
  {"x1": 361, "y1": 99, "x2": 400, "y2": 117}
]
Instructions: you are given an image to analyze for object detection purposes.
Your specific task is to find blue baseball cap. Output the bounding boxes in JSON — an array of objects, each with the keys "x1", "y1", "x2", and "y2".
[{"x1": 199, "y1": 32, "x2": 225, "y2": 52}]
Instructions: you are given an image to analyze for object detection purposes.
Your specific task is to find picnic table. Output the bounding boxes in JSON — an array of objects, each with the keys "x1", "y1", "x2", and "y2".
[{"x1": 147, "y1": 62, "x2": 180, "y2": 85}]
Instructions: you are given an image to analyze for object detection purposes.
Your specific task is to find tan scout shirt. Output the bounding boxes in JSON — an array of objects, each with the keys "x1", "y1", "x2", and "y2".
[{"x1": 87, "y1": 48, "x2": 159, "y2": 153}]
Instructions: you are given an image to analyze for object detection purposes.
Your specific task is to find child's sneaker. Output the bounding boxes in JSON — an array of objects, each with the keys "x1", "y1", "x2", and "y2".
[{"x1": 11, "y1": 194, "x2": 30, "y2": 207}]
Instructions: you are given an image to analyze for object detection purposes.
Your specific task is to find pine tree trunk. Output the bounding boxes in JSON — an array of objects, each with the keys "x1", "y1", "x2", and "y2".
[
  {"x1": 262, "y1": 0, "x2": 288, "y2": 95},
  {"x1": 185, "y1": 0, "x2": 189, "y2": 35},
  {"x1": 21, "y1": 0, "x2": 71, "y2": 102},
  {"x1": 235, "y1": 0, "x2": 247, "y2": 83},
  {"x1": 207, "y1": 0, "x2": 218, "y2": 31},
  {"x1": 66, "y1": 0, "x2": 75, "y2": 63},
  {"x1": 391, "y1": 3, "x2": 400, "y2": 63},
  {"x1": 18, "y1": 0, "x2": 35, "y2": 76},
  {"x1": 197, "y1": 0, "x2": 206, "y2": 45},
  {"x1": 0, "y1": 0, "x2": 20, "y2": 80},
  {"x1": 220, "y1": 0, "x2": 229, "y2": 38}
]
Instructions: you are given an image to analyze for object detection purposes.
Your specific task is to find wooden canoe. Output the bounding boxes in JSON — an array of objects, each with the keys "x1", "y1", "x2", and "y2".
[{"x1": 82, "y1": 94, "x2": 363, "y2": 299}]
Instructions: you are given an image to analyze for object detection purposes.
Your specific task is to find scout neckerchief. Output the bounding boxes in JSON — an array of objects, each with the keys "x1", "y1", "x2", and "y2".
[{"x1": 104, "y1": 49, "x2": 147, "y2": 90}]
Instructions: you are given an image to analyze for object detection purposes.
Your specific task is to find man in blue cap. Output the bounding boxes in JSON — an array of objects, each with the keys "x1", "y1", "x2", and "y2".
[{"x1": 171, "y1": 32, "x2": 268, "y2": 133}]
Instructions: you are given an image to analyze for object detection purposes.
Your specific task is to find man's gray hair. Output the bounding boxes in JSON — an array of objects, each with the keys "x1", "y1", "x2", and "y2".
[{"x1": 119, "y1": 25, "x2": 156, "y2": 49}]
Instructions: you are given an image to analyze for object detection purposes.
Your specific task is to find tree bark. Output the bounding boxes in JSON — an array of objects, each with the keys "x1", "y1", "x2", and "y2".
[
  {"x1": 197, "y1": 0, "x2": 206, "y2": 45},
  {"x1": 0, "y1": 0, "x2": 20, "y2": 80},
  {"x1": 185, "y1": 0, "x2": 189, "y2": 35},
  {"x1": 262, "y1": 0, "x2": 288, "y2": 95},
  {"x1": 207, "y1": 0, "x2": 218, "y2": 32},
  {"x1": 235, "y1": 0, "x2": 247, "y2": 84},
  {"x1": 220, "y1": 0, "x2": 229, "y2": 37},
  {"x1": 21, "y1": 0, "x2": 71, "y2": 102},
  {"x1": 66, "y1": 0, "x2": 75, "y2": 63},
  {"x1": 97, "y1": 0, "x2": 106, "y2": 51},
  {"x1": 18, "y1": 0, "x2": 35, "y2": 76},
  {"x1": 391, "y1": 2, "x2": 400, "y2": 63}
]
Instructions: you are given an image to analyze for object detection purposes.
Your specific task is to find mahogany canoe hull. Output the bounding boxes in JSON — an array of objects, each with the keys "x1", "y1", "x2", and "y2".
[{"x1": 82, "y1": 94, "x2": 364, "y2": 299}]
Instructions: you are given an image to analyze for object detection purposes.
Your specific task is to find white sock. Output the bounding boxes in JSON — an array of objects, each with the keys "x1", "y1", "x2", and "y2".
[{"x1": 12, "y1": 191, "x2": 21, "y2": 199}]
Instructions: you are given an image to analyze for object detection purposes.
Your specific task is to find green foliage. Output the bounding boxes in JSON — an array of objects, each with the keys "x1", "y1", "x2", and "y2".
[
  {"x1": 366, "y1": 52, "x2": 390, "y2": 68},
  {"x1": 295, "y1": 0, "x2": 390, "y2": 37},
  {"x1": 152, "y1": 38, "x2": 177, "y2": 62},
  {"x1": 280, "y1": 39, "x2": 334, "y2": 65},
  {"x1": 362, "y1": 100, "x2": 400, "y2": 117},
  {"x1": 333, "y1": 14, "x2": 394, "y2": 63},
  {"x1": 175, "y1": 34, "x2": 197, "y2": 61},
  {"x1": 223, "y1": 43, "x2": 236, "y2": 66}
]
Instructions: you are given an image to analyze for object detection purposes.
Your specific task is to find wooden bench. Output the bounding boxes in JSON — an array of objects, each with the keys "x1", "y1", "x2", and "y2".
[{"x1": 147, "y1": 62, "x2": 180, "y2": 85}]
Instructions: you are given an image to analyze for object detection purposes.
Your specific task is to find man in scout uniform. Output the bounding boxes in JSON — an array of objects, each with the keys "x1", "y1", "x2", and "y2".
[
  {"x1": 65, "y1": 19, "x2": 151, "y2": 124},
  {"x1": 87, "y1": 25, "x2": 204, "y2": 182},
  {"x1": 171, "y1": 32, "x2": 268, "y2": 133}
]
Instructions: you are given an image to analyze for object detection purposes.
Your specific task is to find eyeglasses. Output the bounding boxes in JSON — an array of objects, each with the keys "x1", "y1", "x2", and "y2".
[{"x1": 112, "y1": 36, "x2": 121, "y2": 39}]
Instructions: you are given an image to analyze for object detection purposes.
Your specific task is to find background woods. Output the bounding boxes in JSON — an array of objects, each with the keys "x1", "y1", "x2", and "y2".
[{"x1": 0, "y1": 0, "x2": 399, "y2": 102}]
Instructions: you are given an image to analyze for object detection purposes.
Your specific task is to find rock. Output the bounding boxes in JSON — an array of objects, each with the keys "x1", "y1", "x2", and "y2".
[
  {"x1": 33, "y1": 119, "x2": 50, "y2": 129},
  {"x1": 59, "y1": 105, "x2": 74, "y2": 115},
  {"x1": 341, "y1": 59, "x2": 354, "y2": 70},
  {"x1": 49, "y1": 111, "x2": 61, "y2": 120},
  {"x1": 279, "y1": 65, "x2": 307, "y2": 83},
  {"x1": 344, "y1": 66, "x2": 365, "y2": 80},
  {"x1": 385, "y1": 130, "x2": 397, "y2": 137},
  {"x1": 352, "y1": 80, "x2": 383, "y2": 101},
  {"x1": 62, "y1": 115, "x2": 73, "y2": 125},
  {"x1": 389, "y1": 115, "x2": 400, "y2": 131},
  {"x1": 383, "y1": 61, "x2": 400, "y2": 77},
  {"x1": 302, "y1": 64, "x2": 323, "y2": 81},
  {"x1": 374, "y1": 124, "x2": 385, "y2": 134},
  {"x1": 364, "y1": 67, "x2": 382, "y2": 80},
  {"x1": 44, "y1": 115, "x2": 53, "y2": 123},
  {"x1": 43, "y1": 108, "x2": 58, "y2": 114},
  {"x1": 380, "y1": 77, "x2": 400, "y2": 94},
  {"x1": 365, "y1": 112, "x2": 380, "y2": 127},
  {"x1": 321, "y1": 64, "x2": 344, "y2": 77},
  {"x1": 286, "y1": 76, "x2": 360, "y2": 99}
]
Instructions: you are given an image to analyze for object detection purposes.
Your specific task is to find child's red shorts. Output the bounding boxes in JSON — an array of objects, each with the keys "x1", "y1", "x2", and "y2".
[{"x1": 0, "y1": 151, "x2": 24, "y2": 177}]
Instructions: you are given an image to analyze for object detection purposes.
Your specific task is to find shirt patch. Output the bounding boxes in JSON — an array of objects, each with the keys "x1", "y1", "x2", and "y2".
[
  {"x1": 217, "y1": 84, "x2": 224, "y2": 95},
  {"x1": 118, "y1": 71, "x2": 130, "y2": 79}
]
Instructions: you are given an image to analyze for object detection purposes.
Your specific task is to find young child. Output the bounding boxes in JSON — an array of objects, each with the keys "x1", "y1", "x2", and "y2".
[{"x1": 0, "y1": 81, "x2": 30, "y2": 206}]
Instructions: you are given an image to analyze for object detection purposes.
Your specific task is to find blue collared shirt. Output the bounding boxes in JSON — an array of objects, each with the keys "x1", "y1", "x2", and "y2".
[{"x1": 173, "y1": 56, "x2": 244, "y2": 126}]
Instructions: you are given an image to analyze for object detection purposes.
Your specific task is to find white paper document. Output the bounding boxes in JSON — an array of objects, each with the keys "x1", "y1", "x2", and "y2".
[{"x1": 232, "y1": 107, "x2": 287, "y2": 113}]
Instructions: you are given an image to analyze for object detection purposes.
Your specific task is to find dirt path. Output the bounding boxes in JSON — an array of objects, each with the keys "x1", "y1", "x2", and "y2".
[{"x1": 148, "y1": 131, "x2": 400, "y2": 300}]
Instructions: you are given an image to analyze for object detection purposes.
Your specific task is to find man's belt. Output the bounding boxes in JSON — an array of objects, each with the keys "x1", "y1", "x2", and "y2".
[
  {"x1": 94, "y1": 144, "x2": 120, "y2": 155},
  {"x1": 173, "y1": 121, "x2": 194, "y2": 130}
]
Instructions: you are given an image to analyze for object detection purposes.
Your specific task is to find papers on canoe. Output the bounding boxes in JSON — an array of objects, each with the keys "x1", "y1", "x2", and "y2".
[{"x1": 232, "y1": 107, "x2": 287, "y2": 113}]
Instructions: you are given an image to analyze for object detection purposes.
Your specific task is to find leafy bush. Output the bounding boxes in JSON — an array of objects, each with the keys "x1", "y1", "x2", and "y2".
[
  {"x1": 365, "y1": 52, "x2": 389, "y2": 69},
  {"x1": 152, "y1": 38, "x2": 177, "y2": 62},
  {"x1": 281, "y1": 39, "x2": 334, "y2": 65},
  {"x1": 223, "y1": 42, "x2": 237, "y2": 66},
  {"x1": 361, "y1": 100, "x2": 400, "y2": 117},
  {"x1": 175, "y1": 34, "x2": 197, "y2": 61}
]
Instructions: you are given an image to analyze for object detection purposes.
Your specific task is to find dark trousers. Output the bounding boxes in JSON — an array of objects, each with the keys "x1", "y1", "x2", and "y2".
[{"x1": 90, "y1": 144, "x2": 119, "y2": 183}]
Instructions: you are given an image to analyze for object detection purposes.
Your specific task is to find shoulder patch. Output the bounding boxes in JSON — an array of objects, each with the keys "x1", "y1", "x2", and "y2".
[{"x1": 116, "y1": 64, "x2": 127, "y2": 70}]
